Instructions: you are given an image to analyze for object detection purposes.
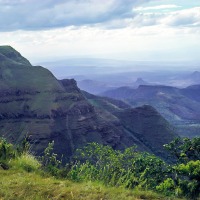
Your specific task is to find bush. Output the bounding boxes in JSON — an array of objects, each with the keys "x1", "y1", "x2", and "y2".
[
  {"x1": 69, "y1": 143, "x2": 167, "y2": 189},
  {"x1": 163, "y1": 137, "x2": 200, "y2": 199},
  {"x1": 175, "y1": 160, "x2": 200, "y2": 199},
  {"x1": 1, "y1": 136, "x2": 199, "y2": 199},
  {"x1": 10, "y1": 153, "x2": 41, "y2": 172},
  {"x1": 156, "y1": 178, "x2": 177, "y2": 196},
  {"x1": 0, "y1": 138, "x2": 16, "y2": 161},
  {"x1": 40, "y1": 141, "x2": 62, "y2": 176},
  {"x1": 0, "y1": 138, "x2": 16, "y2": 170}
]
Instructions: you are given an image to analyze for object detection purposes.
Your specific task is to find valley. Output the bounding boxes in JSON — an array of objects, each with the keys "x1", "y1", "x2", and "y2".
[{"x1": 100, "y1": 84, "x2": 200, "y2": 138}]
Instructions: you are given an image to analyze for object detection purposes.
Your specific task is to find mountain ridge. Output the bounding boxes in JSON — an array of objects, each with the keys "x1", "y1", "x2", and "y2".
[
  {"x1": 0, "y1": 46, "x2": 178, "y2": 160},
  {"x1": 0, "y1": 46, "x2": 31, "y2": 66},
  {"x1": 101, "y1": 84, "x2": 200, "y2": 137}
]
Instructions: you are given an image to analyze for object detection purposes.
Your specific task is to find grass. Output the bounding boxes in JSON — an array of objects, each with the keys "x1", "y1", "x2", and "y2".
[
  {"x1": 0, "y1": 168, "x2": 184, "y2": 200},
  {"x1": 0, "y1": 152, "x2": 185, "y2": 200},
  {"x1": 9, "y1": 153, "x2": 41, "y2": 172},
  {"x1": 0, "y1": 142, "x2": 187, "y2": 200}
]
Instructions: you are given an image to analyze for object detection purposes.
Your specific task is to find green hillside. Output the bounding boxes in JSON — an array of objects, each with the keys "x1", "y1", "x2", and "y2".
[
  {"x1": 0, "y1": 45, "x2": 31, "y2": 66},
  {"x1": 0, "y1": 46, "x2": 178, "y2": 161}
]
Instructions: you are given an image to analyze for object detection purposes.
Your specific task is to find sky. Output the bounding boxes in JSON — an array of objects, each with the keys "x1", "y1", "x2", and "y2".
[{"x1": 0, "y1": 0, "x2": 200, "y2": 64}]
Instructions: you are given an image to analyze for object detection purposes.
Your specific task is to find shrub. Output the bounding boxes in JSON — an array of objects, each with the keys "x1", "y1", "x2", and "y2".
[
  {"x1": 156, "y1": 178, "x2": 177, "y2": 196},
  {"x1": 163, "y1": 137, "x2": 200, "y2": 199},
  {"x1": 69, "y1": 143, "x2": 167, "y2": 190},
  {"x1": 10, "y1": 153, "x2": 41, "y2": 172},
  {"x1": 175, "y1": 160, "x2": 200, "y2": 199},
  {"x1": 40, "y1": 141, "x2": 62, "y2": 176},
  {"x1": 0, "y1": 138, "x2": 16, "y2": 161}
]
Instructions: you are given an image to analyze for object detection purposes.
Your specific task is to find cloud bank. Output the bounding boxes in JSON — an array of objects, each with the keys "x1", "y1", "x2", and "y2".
[
  {"x1": 0, "y1": 0, "x2": 199, "y2": 63},
  {"x1": 0, "y1": 0, "x2": 150, "y2": 31}
]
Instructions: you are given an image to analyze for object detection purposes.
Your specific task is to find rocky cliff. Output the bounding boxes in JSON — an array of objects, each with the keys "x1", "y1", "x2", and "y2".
[{"x1": 0, "y1": 46, "x2": 177, "y2": 160}]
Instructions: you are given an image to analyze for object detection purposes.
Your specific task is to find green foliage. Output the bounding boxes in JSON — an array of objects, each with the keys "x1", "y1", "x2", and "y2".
[
  {"x1": 158, "y1": 161, "x2": 200, "y2": 199},
  {"x1": 164, "y1": 137, "x2": 200, "y2": 163},
  {"x1": 0, "y1": 137, "x2": 41, "y2": 172},
  {"x1": 16, "y1": 136, "x2": 31, "y2": 155},
  {"x1": 0, "y1": 138, "x2": 16, "y2": 170},
  {"x1": 174, "y1": 160, "x2": 200, "y2": 199},
  {"x1": 0, "y1": 136, "x2": 32, "y2": 163},
  {"x1": 69, "y1": 139, "x2": 200, "y2": 199},
  {"x1": 160, "y1": 137, "x2": 200, "y2": 199},
  {"x1": 0, "y1": 136, "x2": 199, "y2": 200},
  {"x1": 0, "y1": 138, "x2": 16, "y2": 161},
  {"x1": 10, "y1": 153, "x2": 41, "y2": 172},
  {"x1": 156, "y1": 178, "x2": 177, "y2": 196},
  {"x1": 69, "y1": 143, "x2": 167, "y2": 190},
  {"x1": 40, "y1": 141, "x2": 62, "y2": 176}
]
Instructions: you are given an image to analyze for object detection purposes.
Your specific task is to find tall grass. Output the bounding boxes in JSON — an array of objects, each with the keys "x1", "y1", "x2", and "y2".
[
  {"x1": 0, "y1": 137, "x2": 199, "y2": 200},
  {"x1": 10, "y1": 153, "x2": 41, "y2": 172}
]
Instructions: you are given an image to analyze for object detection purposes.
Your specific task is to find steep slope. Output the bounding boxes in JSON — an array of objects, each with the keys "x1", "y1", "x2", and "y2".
[
  {"x1": 83, "y1": 91, "x2": 177, "y2": 159},
  {"x1": 0, "y1": 46, "x2": 177, "y2": 160},
  {"x1": 0, "y1": 46, "x2": 31, "y2": 66},
  {"x1": 115, "y1": 105, "x2": 176, "y2": 158},
  {"x1": 0, "y1": 46, "x2": 126, "y2": 160},
  {"x1": 101, "y1": 85, "x2": 200, "y2": 137}
]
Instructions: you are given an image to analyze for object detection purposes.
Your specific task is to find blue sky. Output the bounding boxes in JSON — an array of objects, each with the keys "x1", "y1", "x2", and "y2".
[{"x1": 0, "y1": 0, "x2": 199, "y2": 64}]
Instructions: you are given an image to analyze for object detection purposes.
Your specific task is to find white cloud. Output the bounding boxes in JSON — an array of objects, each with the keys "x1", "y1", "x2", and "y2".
[
  {"x1": 0, "y1": 1, "x2": 199, "y2": 63},
  {"x1": 126, "y1": 7, "x2": 200, "y2": 28},
  {"x1": 1, "y1": 22, "x2": 199, "y2": 63},
  {"x1": 0, "y1": 0, "x2": 150, "y2": 31},
  {"x1": 134, "y1": 4, "x2": 181, "y2": 11},
  {"x1": 161, "y1": 7, "x2": 200, "y2": 27}
]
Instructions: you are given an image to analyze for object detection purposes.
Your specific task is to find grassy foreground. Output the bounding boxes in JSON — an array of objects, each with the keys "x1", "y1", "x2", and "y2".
[
  {"x1": 2, "y1": 138, "x2": 198, "y2": 200},
  {"x1": 0, "y1": 164, "x2": 182, "y2": 200}
]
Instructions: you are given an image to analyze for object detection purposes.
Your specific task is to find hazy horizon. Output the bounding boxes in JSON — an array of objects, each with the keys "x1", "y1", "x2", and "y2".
[{"x1": 0, "y1": 0, "x2": 200, "y2": 68}]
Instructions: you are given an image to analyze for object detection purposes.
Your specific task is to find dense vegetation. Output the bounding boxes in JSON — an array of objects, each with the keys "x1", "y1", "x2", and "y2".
[{"x1": 0, "y1": 137, "x2": 199, "y2": 200}]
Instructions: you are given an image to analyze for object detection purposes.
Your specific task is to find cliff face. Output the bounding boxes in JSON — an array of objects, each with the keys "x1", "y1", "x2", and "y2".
[
  {"x1": 0, "y1": 46, "x2": 177, "y2": 160},
  {"x1": 0, "y1": 46, "x2": 126, "y2": 159},
  {"x1": 83, "y1": 92, "x2": 177, "y2": 159}
]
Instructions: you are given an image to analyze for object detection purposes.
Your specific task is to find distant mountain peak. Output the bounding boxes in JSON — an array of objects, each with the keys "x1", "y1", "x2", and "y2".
[
  {"x1": 134, "y1": 77, "x2": 149, "y2": 87},
  {"x1": 192, "y1": 71, "x2": 200, "y2": 75},
  {"x1": 135, "y1": 77, "x2": 145, "y2": 83},
  {"x1": 190, "y1": 71, "x2": 200, "y2": 77}
]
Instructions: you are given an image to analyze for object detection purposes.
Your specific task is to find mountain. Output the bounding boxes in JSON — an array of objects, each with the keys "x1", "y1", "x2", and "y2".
[
  {"x1": 0, "y1": 46, "x2": 127, "y2": 160},
  {"x1": 132, "y1": 78, "x2": 150, "y2": 88},
  {"x1": 83, "y1": 91, "x2": 177, "y2": 158},
  {"x1": 0, "y1": 46, "x2": 177, "y2": 160},
  {"x1": 169, "y1": 71, "x2": 200, "y2": 87},
  {"x1": 0, "y1": 46, "x2": 31, "y2": 66},
  {"x1": 187, "y1": 71, "x2": 200, "y2": 83},
  {"x1": 182, "y1": 84, "x2": 200, "y2": 102},
  {"x1": 101, "y1": 85, "x2": 200, "y2": 137},
  {"x1": 64, "y1": 71, "x2": 200, "y2": 95},
  {"x1": 77, "y1": 79, "x2": 116, "y2": 94},
  {"x1": 77, "y1": 78, "x2": 150, "y2": 95}
]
